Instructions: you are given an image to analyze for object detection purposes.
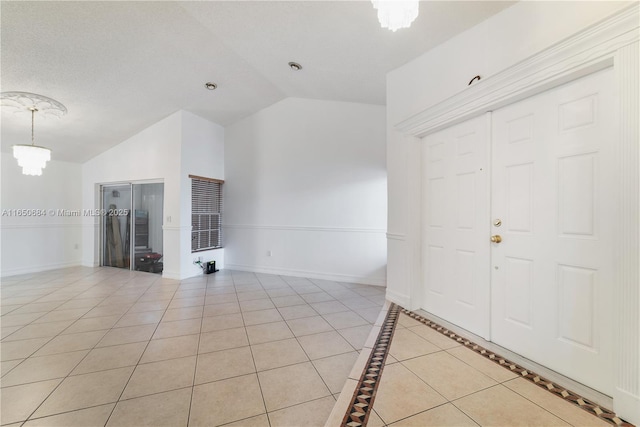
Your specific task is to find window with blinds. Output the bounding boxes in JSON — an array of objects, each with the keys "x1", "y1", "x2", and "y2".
[{"x1": 190, "y1": 175, "x2": 223, "y2": 252}]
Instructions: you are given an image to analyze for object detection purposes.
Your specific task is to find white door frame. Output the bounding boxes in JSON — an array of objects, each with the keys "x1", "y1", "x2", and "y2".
[{"x1": 394, "y1": 4, "x2": 639, "y2": 422}]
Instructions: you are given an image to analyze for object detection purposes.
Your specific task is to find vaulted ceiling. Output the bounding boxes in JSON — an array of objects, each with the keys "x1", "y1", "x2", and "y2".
[{"x1": 1, "y1": 1, "x2": 514, "y2": 163}]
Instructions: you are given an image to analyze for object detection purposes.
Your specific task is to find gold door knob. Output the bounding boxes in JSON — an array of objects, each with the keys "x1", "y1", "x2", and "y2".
[{"x1": 490, "y1": 235, "x2": 502, "y2": 243}]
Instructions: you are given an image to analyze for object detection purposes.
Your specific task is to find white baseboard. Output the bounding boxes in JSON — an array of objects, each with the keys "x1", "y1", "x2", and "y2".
[
  {"x1": 81, "y1": 261, "x2": 100, "y2": 268},
  {"x1": 161, "y1": 270, "x2": 182, "y2": 280},
  {"x1": 385, "y1": 289, "x2": 410, "y2": 307},
  {"x1": 1, "y1": 260, "x2": 83, "y2": 278},
  {"x1": 224, "y1": 263, "x2": 386, "y2": 287},
  {"x1": 614, "y1": 388, "x2": 640, "y2": 425}
]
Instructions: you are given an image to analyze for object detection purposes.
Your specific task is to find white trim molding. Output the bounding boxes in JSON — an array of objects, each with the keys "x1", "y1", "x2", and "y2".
[
  {"x1": 1, "y1": 261, "x2": 83, "y2": 278},
  {"x1": 161, "y1": 270, "x2": 182, "y2": 280},
  {"x1": 614, "y1": 38, "x2": 640, "y2": 422},
  {"x1": 0, "y1": 223, "x2": 83, "y2": 230},
  {"x1": 386, "y1": 232, "x2": 406, "y2": 241},
  {"x1": 396, "y1": 4, "x2": 639, "y2": 138},
  {"x1": 385, "y1": 288, "x2": 411, "y2": 307},
  {"x1": 393, "y1": 4, "x2": 639, "y2": 423},
  {"x1": 162, "y1": 225, "x2": 191, "y2": 231},
  {"x1": 223, "y1": 224, "x2": 386, "y2": 234},
  {"x1": 224, "y1": 263, "x2": 386, "y2": 287}
]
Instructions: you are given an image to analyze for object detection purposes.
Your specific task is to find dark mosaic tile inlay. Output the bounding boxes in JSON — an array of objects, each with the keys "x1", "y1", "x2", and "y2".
[
  {"x1": 341, "y1": 303, "x2": 400, "y2": 427},
  {"x1": 400, "y1": 308, "x2": 634, "y2": 427}
]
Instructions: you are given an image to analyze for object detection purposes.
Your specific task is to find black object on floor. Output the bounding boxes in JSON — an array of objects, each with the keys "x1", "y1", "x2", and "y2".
[
  {"x1": 206, "y1": 261, "x2": 219, "y2": 274},
  {"x1": 135, "y1": 252, "x2": 163, "y2": 273}
]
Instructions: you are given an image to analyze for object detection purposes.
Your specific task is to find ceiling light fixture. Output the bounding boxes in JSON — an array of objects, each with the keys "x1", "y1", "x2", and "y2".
[
  {"x1": 288, "y1": 62, "x2": 302, "y2": 71},
  {"x1": 204, "y1": 82, "x2": 217, "y2": 90},
  {"x1": 371, "y1": 0, "x2": 419, "y2": 32},
  {"x1": 1, "y1": 92, "x2": 67, "y2": 176}
]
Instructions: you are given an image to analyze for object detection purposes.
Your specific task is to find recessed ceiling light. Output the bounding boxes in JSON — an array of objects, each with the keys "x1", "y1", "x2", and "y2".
[
  {"x1": 204, "y1": 82, "x2": 217, "y2": 90},
  {"x1": 288, "y1": 62, "x2": 302, "y2": 71}
]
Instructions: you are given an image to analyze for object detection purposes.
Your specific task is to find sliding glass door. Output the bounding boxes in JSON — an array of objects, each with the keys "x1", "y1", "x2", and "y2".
[
  {"x1": 101, "y1": 182, "x2": 164, "y2": 274},
  {"x1": 102, "y1": 184, "x2": 132, "y2": 269},
  {"x1": 132, "y1": 183, "x2": 164, "y2": 274}
]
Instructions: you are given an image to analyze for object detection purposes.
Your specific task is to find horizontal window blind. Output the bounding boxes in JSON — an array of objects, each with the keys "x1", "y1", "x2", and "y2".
[{"x1": 191, "y1": 177, "x2": 223, "y2": 252}]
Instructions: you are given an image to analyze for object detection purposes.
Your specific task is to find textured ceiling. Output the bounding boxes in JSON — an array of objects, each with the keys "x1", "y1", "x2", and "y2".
[{"x1": 1, "y1": 1, "x2": 514, "y2": 163}]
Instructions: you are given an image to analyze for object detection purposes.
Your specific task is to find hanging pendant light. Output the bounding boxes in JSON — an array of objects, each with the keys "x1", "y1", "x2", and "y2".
[
  {"x1": 13, "y1": 107, "x2": 52, "y2": 176},
  {"x1": 371, "y1": 0, "x2": 419, "y2": 32},
  {"x1": 1, "y1": 92, "x2": 66, "y2": 176}
]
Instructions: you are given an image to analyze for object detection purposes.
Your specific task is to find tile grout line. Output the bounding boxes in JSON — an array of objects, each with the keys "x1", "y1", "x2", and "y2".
[
  {"x1": 0, "y1": 272, "x2": 116, "y2": 361},
  {"x1": 400, "y1": 308, "x2": 634, "y2": 427},
  {"x1": 499, "y1": 380, "x2": 609, "y2": 427},
  {"x1": 18, "y1": 274, "x2": 159, "y2": 425},
  {"x1": 258, "y1": 273, "x2": 354, "y2": 423},
  {"x1": 381, "y1": 401, "x2": 466, "y2": 427},
  {"x1": 447, "y1": 398, "x2": 483, "y2": 427},
  {"x1": 238, "y1": 274, "x2": 272, "y2": 427},
  {"x1": 275, "y1": 277, "x2": 373, "y2": 409},
  {"x1": 340, "y1": 303, "x2": 400, "y2": 427},
  {"x1": 2, "y1": 270, "x2": 383, "y2": 426},
  {"x1": 3, "y1": 278, "x2": 108, "y2": 422},
  {"x1": 266, "y1": 274, "x2": 337, "y2": 421},
  {"x1": 246, "y1": 272, "x2": 377, "y2": 423},
  {"x1": 268, "y1": 276, "x2": 333, "y2": 408},
  {"x1": 184, "y1": 275, "x2": 209, "y2": 427},
  {"x1": 100, "y1": 275, "x2": 177, "y2": 427}
]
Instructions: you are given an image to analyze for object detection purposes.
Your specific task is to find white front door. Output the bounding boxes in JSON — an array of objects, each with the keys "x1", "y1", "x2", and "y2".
[
  {"x1": 490, "y1": 68, "x2": 615, "y2": 395},
  {"x1": 421, "y1": 68, "x2": 616, "y2": 395},
  {"x1": 422, "y1": 114, "x2": 490, "y2": 338}
]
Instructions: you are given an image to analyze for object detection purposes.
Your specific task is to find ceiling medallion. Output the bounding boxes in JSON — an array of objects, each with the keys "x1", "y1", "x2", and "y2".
[{"x1": 1, "y1": 91, "x2": 67, "y2": 118}]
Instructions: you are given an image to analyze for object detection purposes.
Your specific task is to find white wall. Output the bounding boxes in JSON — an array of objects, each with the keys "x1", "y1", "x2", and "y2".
[
  {"x1": 386, "y1": 0, "x2": 632, "y2": 305},
  {"x1": 224, "y1": 97, "x2": 387, "y2": 285},
  {"x1": 180, "y1": 110, "x2": 225, "y2": 278},
  {"x1": 387, "y1": 1, "x2": 632, "y2": 125},
  {"x1": 81, "y1": 111, "x2": 181, "y2": 276},
  {"x1": 1, "y1": 155, "x2": 83, "y2": 276},
  {"x1": 81, "y1": 110, "x2": 224, "y2": 280}
]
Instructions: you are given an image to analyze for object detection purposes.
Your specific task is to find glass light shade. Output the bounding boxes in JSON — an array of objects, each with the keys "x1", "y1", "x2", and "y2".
[
  {"x1": 13, "y1": 144, "x2": 51, "y2": 176},
  {"x1": 371, "y1": 0, "x2": 419, "y2": 32}
]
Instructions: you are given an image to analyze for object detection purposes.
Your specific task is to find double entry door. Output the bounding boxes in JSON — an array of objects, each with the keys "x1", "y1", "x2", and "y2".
[{"x1": 421, "y1": 68, "x2": 615, "y2": 395}]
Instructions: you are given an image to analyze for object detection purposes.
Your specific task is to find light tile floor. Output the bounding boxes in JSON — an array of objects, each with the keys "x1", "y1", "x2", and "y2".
[
  {"x1": 3, "y1": 268, "x2": 619, "y2": 427},
  {"x1": 327, "y1": 309, "x2": 614, "y2": 427},
  {"x1": 0, "y1": 267, "x2": 385, "y2": 426}
]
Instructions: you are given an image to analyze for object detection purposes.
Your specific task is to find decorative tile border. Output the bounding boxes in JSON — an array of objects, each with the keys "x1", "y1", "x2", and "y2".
[
  {"x1": 341, "y1": 303, "x2": 400, "y2": 427},
  {"x1": 401, "y1": 308, "x2": 634, "y2": 427}
]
